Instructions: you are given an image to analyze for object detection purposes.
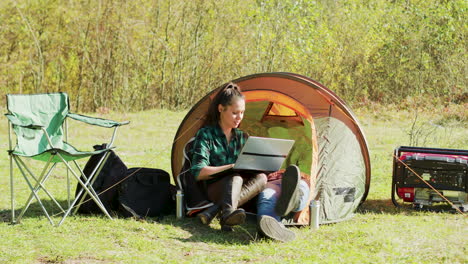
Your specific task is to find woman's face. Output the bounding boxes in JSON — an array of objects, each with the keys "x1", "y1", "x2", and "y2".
[{"x1": 218, "y1": 98, "x2": 245, "y2": 129}]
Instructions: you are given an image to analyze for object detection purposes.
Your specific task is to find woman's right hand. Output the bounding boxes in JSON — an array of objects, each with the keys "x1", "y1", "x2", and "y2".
[{"x1": 197, "y1": 164, "x2": 235, "y2": 180}]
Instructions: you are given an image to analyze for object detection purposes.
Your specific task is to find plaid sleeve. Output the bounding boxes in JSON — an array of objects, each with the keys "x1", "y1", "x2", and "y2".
[
  {"x1": 242, "y1": 130, "x2": 249, "y2": 143},
  {"x1": 190, "y1": 129, "x2": 211, "y2": 180}
]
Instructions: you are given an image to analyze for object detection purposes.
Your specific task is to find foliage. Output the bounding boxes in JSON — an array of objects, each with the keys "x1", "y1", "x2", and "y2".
[{"x1": 1, "y1": 0, "x2": 466, "y2": 111}]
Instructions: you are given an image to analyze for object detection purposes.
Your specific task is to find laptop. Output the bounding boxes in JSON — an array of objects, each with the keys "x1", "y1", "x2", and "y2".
[
  {"x1": 234, "y1": 136, "x2": 295, "y2": 171},
  {"x1": 211, "y1": 136, "x2": 295, "y2": 177}
]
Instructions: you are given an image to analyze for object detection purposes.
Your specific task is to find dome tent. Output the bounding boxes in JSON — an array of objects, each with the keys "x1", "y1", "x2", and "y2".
[{"x1": 171, "y1": 72, "x2": 371, "y2": 224}]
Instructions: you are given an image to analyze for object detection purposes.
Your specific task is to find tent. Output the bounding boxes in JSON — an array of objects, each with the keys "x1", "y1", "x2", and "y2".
[{"x1": 171, "y1": 72, "x2": 371, "y2": 224}]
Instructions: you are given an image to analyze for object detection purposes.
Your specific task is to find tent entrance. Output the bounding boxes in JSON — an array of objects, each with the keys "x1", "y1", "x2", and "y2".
[
  {"x1": 261, "y1": 102, "x2": 304, "y2": 126},
  {"x1": 240, "y1": 94, "x2": 315, "y2": 176}
]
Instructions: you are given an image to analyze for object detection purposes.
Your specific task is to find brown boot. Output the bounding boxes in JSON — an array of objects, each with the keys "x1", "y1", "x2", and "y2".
[
  {"x1": 197, "y1": 204, "x2": 221, "y2": 225},
  {"x1": 275, "y1": 165, "x2": 301, "y2": 217},
  {"x1": 220, "y1": 175, "x2": 246, "y2": 227},
  {"x1": 238, "y1": 173, "x2": 268, "y2": 206}
]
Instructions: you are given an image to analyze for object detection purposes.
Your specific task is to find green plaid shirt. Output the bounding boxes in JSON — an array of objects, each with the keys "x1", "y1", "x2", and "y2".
[{"x1": 190, "y1": 124, "x2": 248, "y2": 181}]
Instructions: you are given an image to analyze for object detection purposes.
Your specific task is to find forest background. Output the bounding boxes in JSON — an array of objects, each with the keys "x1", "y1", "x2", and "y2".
[{"x1": 0, "y1": 0, "x2": 466, "y2": 112}]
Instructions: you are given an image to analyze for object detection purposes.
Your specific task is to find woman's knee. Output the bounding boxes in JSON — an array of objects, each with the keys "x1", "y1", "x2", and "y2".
[
  {"x1": 256, "y1": 173, "x2": 268, "y2": 186},
  {"x1": 232, "y1": 174, "x2": 244, "y2": 185}
]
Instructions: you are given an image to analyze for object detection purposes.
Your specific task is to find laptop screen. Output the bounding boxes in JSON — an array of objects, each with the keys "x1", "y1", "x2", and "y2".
[{"x1": 233, "y1": 136, "x2": 295, "y2": 172}]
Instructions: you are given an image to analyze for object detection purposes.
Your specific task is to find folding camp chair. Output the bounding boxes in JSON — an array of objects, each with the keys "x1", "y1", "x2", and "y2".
[
  {"x1": 176, "y1": 137, "x2": 213, "y2": 217},
  {"x1": 6, "y1": 92, "x2": 129, "y2": 226}
]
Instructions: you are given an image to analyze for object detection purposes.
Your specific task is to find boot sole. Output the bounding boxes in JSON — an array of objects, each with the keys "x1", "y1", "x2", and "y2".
[
  {"x1": 221, "y1": 225, "x2": 234, "y2": 232},
  {"x1": 275, "y1": 165, "x2": 300, "y2": 217},
  {"x1": 197, "y1": 205, "x2": 221, "y2": 225},
  {"x1": 198, "y1": 213, "x2": 212, "y2": 225},
  {"x1": 258, "y1": 215, "x2": 296, "y2": 242},
  {"x1": 221, "y1": 209, "x2": 246, "y2": 226}
]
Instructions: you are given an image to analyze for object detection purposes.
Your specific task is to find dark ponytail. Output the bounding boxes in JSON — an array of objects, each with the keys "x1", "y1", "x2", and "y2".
[{"x1": 204, "y1": 82, "x2": 244, "y2": 126}]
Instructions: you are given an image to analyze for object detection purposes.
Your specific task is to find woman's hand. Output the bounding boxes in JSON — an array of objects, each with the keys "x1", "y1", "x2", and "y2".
[{"x1": 197, "y1": 164, "x2": 235, "y2": 180}]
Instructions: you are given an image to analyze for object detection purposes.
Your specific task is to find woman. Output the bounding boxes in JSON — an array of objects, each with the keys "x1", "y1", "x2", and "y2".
[
  {"x1": 256, "y1": 165, "x2": 310, "y2": 242},
  {"x1": 190, "y1": 82, "x2": 267, "y2": 230}
]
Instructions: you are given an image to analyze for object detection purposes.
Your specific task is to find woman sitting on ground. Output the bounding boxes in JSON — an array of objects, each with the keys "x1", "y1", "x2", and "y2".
[
  {"x1": 190, "y1": 82, "x2": 267, "y2": 231},
  {"x1": 257, "y1": 165, "x2": 311, "y2": 242}
]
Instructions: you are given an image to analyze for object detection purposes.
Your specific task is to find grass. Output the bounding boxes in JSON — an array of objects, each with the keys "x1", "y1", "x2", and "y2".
[{"x1": 0, "y1": 106, "x2": 467, "y2": 263}]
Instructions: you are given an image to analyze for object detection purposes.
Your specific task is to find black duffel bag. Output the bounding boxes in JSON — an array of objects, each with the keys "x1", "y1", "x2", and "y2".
[{"x1": 118, "y1": 168, "x2": 176, "y2": 218}]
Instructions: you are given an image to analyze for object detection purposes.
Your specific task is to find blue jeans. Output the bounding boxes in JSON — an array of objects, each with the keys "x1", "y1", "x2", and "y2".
[{"x1": 257, "y1": 179, "x2": 310, "y2": 221}]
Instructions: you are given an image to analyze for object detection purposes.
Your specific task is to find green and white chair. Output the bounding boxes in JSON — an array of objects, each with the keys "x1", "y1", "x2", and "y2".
[{"x1": 6, "y1": 92, "x2": 129, "y2": 226}]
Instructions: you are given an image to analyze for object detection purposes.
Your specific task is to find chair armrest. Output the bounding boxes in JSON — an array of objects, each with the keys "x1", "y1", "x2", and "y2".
[
  {"x1": 5, "y1": 114, "x2": 44, "y2": 129},
  {"x1": 67, "y1": 113, "x2": 130, "y2": 128}
]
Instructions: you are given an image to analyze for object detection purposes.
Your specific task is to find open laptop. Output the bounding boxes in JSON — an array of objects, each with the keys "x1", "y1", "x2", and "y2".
[
  {"x1": 234, "y1": 136, "x2": 295, "y2": 171},
  {"x1": 211, "y1": 136, "x2": 295, "y2": 177}
]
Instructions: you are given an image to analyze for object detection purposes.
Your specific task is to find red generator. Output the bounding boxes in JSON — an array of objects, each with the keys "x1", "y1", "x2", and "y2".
[{"x1": 392, "y1": 146, "x2": 468, "y2": 211}]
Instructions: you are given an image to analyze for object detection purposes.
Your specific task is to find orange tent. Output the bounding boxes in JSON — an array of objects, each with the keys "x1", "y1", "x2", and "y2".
[{"x1": 171, "y1": 72, "x2": 371, "y2": 224}]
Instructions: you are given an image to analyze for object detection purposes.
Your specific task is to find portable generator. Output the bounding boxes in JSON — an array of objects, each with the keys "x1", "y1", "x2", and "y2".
[{"x1": 392, "y1": 146, "x2": 468, "y2": 211}]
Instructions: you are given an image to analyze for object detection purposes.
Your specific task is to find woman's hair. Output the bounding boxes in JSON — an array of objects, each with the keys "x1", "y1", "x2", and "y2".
[{"x1": 204, "y1": 82, "x2": 245, "y2": 126}]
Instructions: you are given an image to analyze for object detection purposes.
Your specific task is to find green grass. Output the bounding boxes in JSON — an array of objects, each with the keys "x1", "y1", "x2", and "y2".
[{"x1": 0, "y1": 107, "x2": 467, "y2": 263}]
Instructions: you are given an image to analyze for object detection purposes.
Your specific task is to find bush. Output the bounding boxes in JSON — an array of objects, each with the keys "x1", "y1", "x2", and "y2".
[{"x1": 0, "y1": 0, "x2": 465, "y2": 111}]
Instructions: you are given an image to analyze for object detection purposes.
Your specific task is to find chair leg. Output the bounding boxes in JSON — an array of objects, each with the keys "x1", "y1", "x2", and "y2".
[
  {"x1": 9, "y1": 153, "x2": 15, "y2": 224},
  {"x1": 74, "y1": 159, "x2": 112, "y2": 213},
  {"x1": 72, "y1": 151, "x2": 111, "y2": 215},
  {"x1": 57, "y1": 154, "x2": 113, "y2": 226},
  {"x1": 64, "y1": 119, "x2": 71, "y2": 209},
  {"x1": 8, "y1": 122, "x2": 15, "y2": 224},
  {"x1": 66, "y1": 161, "x2": 71, "y2": 209},
  {"x1": 72, "y1": 159, "x2": 110, "y2": 212},
  {"x1": 15, "y1": 156, "x2": 64, "y2": 214},
  {"x1": 13, "y1": 157, "x2": 55, "y2": 225}
]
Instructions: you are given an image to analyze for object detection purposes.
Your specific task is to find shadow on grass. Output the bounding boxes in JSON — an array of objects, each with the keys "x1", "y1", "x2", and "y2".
[
  {"x1": 1, "y1": 200, "x2": 265, "y2": 245},
  {"x1": 357, "y1": 199, "x2": 460, "y2": 215},
  {"x1": 0, "y1": 209, "x2": 12, "y2": 223},
  {"x1": 164, "y1": 213, "x2": 263, "y2": 245},
  {"x1": 0, "y1": 199, "x2": 75, "y2": 224},
  {"x1": 357, "y1": 199, "x2": 401, "y2": 215}
]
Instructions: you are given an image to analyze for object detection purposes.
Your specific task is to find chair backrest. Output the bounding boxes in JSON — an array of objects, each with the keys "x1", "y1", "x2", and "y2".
[
  {"x1": 176, "y1": 137, "x2": 213, "y2": 213},
  {"x1": 176, "y1": 137, "x2": 195, "y2": 189},
  {"x1": 7, "y1": 93, "x2": 69, "y2": 157}
]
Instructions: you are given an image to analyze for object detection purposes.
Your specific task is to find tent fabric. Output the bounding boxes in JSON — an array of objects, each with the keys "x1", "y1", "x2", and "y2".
[
  {"x1": 314, "y1": 117, "x2": 366, "y2": 224},
  {"x1": 171, "y1": 72, "x2": 371, "y2": 224},
  {"x1": 6, "y1": 93, "x2": 114, "y2": 163},
  {"x1": 243, "y1": 90, "x2": 312, "y2": 122}
]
